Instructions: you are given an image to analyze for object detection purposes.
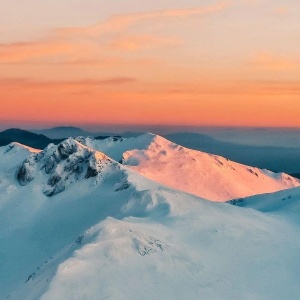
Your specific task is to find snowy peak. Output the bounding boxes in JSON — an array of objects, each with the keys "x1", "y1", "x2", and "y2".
[
  {"x1": 119, "y1": 133, "x2": 300, "y2": 201},
  {"x1": 71, "y1": 132, "x2": 300, "y2": 201},
  {"x1": 121, "y1": 133, "x2": 184, "y2": 165},
  {"x1": 17, "y1": 138, "x2": 116, "y2": 196},
  {"x1": 75, "y1": 132, "x2": 156, "y2": 162}
]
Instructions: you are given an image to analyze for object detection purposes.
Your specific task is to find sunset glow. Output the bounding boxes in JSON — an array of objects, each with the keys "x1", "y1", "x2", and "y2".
[{"x1": 1, "y1": 0, "x2": 299, "y2": 128}]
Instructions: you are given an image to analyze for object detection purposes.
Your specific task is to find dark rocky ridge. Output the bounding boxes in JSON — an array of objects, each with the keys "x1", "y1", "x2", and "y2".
[{"x1": 16, "y1": 138, "x2": 115, "y2": 197}]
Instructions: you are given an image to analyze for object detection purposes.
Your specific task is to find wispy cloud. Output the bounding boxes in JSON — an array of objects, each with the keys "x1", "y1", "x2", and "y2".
[
  {"x1": 0, "y1": 1, "x2": 232, "y2": 66},
  {"x1": 0, "y1": 39, "x2": 161, "y2": 66},
  {"x1": 55, "y1": 2, "x2": 232, "y2": 38},
  {"x1": 0, "y1": 40, "x2": 81, "y2": 64}
]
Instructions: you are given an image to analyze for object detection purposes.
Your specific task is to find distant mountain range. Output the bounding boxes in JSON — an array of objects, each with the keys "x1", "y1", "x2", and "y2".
[
  {"x1": 31, "y1": 126, "x2": 142, "y2": 139},
  {"x1": 0, "y1": 128, "x2": 128, "y2": 150},
  {"x1": 1, "y1": 128, "x2": 300, "y2": 173},
  {"x1": 0, "y1": 129, "x2": 64, "y2": 149},
  {"x1": 31, "y1": 126, "x2": 102, "y2": 139}
]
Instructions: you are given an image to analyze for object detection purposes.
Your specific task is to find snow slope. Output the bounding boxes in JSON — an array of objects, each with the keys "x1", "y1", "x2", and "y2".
[
  {"x1": 0, "y1": 139, "x2": 300, "y2": 300},
  {"x1": 77, "y1": 133, "x2": 300, "y2": 201},
  {"x1": 229, "y1": 186, "x2": 300, "y2": 223}
]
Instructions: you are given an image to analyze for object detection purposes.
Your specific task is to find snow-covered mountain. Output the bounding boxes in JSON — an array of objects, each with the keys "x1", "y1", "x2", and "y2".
[
  {"x1": 0, "y1": 138, "x2": 299, "y2": 300},
  {"x1": 76, "y1": 133, "x2": 300, "y2": 201}
]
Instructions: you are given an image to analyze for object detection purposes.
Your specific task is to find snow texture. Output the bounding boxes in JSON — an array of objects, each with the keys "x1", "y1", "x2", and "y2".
[{"x1": 0, "y1": 135, "x2": 299, "y2": 300}]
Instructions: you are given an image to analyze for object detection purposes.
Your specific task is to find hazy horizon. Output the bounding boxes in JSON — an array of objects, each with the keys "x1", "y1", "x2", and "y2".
[
  {"x1": 2, "y1": 121, "x2": 300, "y2": 149},
  {"x1": 2, "y1": 120, "x2": 300, "y2": 132}
]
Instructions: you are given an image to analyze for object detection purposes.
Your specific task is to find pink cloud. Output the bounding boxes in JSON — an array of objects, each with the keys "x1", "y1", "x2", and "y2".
[{"x1": 55, "y1": 2, "x2": 232, "y2": 38}]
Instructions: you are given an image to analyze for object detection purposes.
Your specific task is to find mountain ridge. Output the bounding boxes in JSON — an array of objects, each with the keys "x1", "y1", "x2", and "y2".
[
  {"x1": 76, "y1": 133, "x2": 300, "y2": 201},
  {"x1": 2, "y1": 127, "x2": 300, "y2": 173}
]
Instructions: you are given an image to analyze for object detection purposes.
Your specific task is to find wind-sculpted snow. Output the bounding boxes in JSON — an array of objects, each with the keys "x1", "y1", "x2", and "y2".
[{"x1": 16, "y1": 138, "x2": 116, "y2": 196}]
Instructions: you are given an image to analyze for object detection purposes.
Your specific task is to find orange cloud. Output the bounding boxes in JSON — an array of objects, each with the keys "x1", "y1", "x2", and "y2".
[
  {"x1": 0, "y1": 38, "x2": 160, "y2": 66},
  {"x1": 0, "y1": 39, "x2": 148, "y2": 66},
  {"x1": 0, "y1": 40, "x2": 76, "y2": 64},
  {"x1": 143, "y1": 79, "x2": 300, "y2": 96},
  {"x1": 1, "y1": 77, "x2": 298, "y2": 97},
  {"x1": 0, "y1": 77, "x2": 137, "y2": 89}
]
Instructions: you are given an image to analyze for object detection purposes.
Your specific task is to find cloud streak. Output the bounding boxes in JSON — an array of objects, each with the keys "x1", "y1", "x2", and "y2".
[
  {"x1": 1, "y1": 77, "x2": 299, "y2": 96},
  {"x1": 0, "y1": 1, "x2": 231, "y2": 65},
  {"x1": 0, "y1": 40, "x2": 73, "y2": 63},
  {"x1": 0, "y1": 77, "x2": 137, "y2": 90},
  {"x1": 55, "y1": 2, "x2": 232, "y2": 38}
]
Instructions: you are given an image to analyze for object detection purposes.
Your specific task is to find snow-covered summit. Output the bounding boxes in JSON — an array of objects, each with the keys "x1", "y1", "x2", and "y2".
[
  {"x1": 75, "y1": 133, "x2": 155, "y2": 162},
  {"x1": 75, "y1": 133, "x2": 300, "y2": 202}
]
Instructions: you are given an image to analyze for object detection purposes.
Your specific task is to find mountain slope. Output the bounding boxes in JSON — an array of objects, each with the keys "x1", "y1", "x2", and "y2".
[
  {"x1": 0, "y1": 139, "x2": 300, "y2": 300},
  {"x1": 77, "y1": 133, "x2": 300, "y2": 201},
  {"x1": 229, "y1": 186, "x2": 300, "y2": 224},
  {"x1": 165, "y1": 132, "x2": 300, "y2": 173}
]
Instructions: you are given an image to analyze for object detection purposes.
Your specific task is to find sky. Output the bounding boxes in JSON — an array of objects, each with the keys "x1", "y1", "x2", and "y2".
[{"x1": 0, "y1": 0, "x2": 299, "y2": 129}]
